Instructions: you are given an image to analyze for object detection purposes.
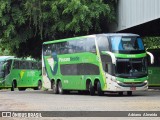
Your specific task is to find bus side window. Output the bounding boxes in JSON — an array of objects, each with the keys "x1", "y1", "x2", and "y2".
[
  {"x1": 31, "y1": 62, "x2": 38, "y2": 69},
  {"x1": 19, "y1": 61, "x2": 25, "y2": 69},
  {"x1": 25, "y1": 62, "x2": 30, "y2": 69},
  {"x1": 4, "y1": 60, "x2": 12, "y2": 76},
  {"x1": 13, "y1": 60, "x2": 18, "y2": 69},
  {"x1": 85, "y1": 38, "x2": 96, "y2": 53},
  {"x1": 68, "y1": 40, "x2": 77, "y2": 54},
  {"x1": 97, "y1": 36, "x2": 109, "y2": 52},
  {"x1": 76, "y1": 40, "x2": 85, "y2": 53}
]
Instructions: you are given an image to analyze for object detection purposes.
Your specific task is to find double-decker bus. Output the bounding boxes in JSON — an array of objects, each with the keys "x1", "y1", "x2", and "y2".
[
  {"x1": 147, "y1": 49, "x2": 160, "y2": 87},
  {"x1": 0, "y1": 56, "x2": 42, "y2": 91},
  {"x1": 42, "y1": 33, "x2": 154, "y2": 96}
]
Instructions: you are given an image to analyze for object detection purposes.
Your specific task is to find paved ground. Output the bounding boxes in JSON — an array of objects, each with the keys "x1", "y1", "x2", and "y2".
[{"x1": 0, "y1": 89, "x2": 160, "y2": 120}]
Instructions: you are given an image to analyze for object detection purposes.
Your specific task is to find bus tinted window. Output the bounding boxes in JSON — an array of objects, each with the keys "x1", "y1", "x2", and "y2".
[
  {"x1": 25, "y1": 62, "x2": 30, "y2": 69},
  {"x1": 43, "y1": 38, "x2": 96, "y2": 55},
  {"x1": 59, "y1": 42, "x2": 69, "y2": 54},
  {"x1": 60, "y1": 63, "x2": 100, "y2": 75},
  {"x1": 85, "y1": 38, "x2": 96, "y2": 53},
  {"x1": 68, "y1": 40, "x2": 77, "y2": 53},
  {"x1": 31, "y1": 62, "x2": 38, "y2": 69},
  {"x1": 60, "y1": 64, "x2": 77, "y2": 75},
  {"x1": 43, "y1": 45, "x2": 52, "y2": 56},
  {"x1": 76, "y1": 39, "x2": 85, "y2": 53},
  {"x1": 13, "y1": 60, "x2": 19, "y2": 69},
  {"x1": 110, "y1": 37, "x2": 144, "y2": 51},
  {"x1": 97, "y1": 36, "x2": 109, "y2": 52}
]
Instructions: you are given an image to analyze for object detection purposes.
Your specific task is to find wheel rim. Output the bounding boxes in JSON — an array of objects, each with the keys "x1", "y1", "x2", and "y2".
[
  {"x1": 53, "y1": 83, "x2": 57, "y2": 93},
  {"x1": 58, "y1": 82, "x2": 62, "y2": 93},
  {"x1": 38, "y1": 81, "x2": 42, "y2": 90}
]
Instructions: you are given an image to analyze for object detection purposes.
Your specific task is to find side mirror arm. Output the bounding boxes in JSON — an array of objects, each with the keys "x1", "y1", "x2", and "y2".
[
  {"x1": 104, "y1": 51, "x2": 116, "y2": 65},
  {"x1": 146, "y1": 52, "x2": 154, "y2": 64}
]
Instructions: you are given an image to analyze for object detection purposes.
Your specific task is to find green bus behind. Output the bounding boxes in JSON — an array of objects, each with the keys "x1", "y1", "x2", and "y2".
[
  {"x1": 0, "y1": 56, "x2": 42, "y2": 91},
  {"x1": 42, "y1": 33, "x2": 153, "y2": 96},
  {"x1": 147, "y1": 49, "x2": 160, "y2": 87}
]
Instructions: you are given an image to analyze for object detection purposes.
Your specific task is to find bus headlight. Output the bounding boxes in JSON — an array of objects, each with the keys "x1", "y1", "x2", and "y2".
[{"x1": 144, "y1": 80, "x2": 148, "y2": 83}]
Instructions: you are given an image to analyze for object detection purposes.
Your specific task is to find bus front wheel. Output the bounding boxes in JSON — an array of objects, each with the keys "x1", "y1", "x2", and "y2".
[
  {"x1": 97, "y1": 81, "x2": 104, "y2": 96},
  {"x1": 34, "y1": 81, "x2": 42, "y2": 90},
  {"x1": 11, "y1": 81, "x2": 16, "y2": 91}
]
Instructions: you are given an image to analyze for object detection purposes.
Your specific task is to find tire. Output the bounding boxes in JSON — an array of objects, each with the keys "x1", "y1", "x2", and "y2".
[
  {"x1": 127, "y1": 91, "x2": 132, "y2": 96},
  {"x1": 52, "y1": 81, "x2": 58, "y2": 94},
  {"x1": 38, "y1": 81, "x2": 42, "y2": 90},
  {"x1": 18, "y1": 88, "x2": 26, "y2": 91},
  {"x1": 89, "y1": 81, "x2": 95, "y2": 96},
  {"x1": 118, "y1": 92, "x2": 123, "y2": 96},
  {"x1": 34, "y1": 81, "x2": 42, "y2": 90},
  {"x1": 97, "y1": 81, "x2": 104, "y2": 96},
  {"x1": 58, "y1": 81, "x2": 64, "y2": 94},
  {"x1": 11, "y1": 81, "x2": 15, "y2": 91}
]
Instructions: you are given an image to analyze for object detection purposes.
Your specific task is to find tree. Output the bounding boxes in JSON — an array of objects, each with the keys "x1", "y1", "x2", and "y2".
[
  {"x1": 143, "y1": 37, "x2": 160, "y2": 49},
  {"x1": 0, "y1": 0, "x2": 116, "y2": 59}
]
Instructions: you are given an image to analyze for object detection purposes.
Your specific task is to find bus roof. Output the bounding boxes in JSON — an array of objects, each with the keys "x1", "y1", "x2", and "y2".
[
  {"x1": 43, "y1": 33, "x2": 140, "y2": 45},
  {"x1": 0, "y1": 56, "x2": 14, "y2": 61},
  {"x1": 0, "y1": 56, "x2": 36, "y2": 62}
]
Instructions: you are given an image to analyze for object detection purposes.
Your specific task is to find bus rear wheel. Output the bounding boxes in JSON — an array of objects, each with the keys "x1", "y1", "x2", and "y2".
[
  {"x1": 118, "y1": 92, "x2": 123, "y2": 96},
  {"x1": 58, "y1": 81, "x2": 64, "y2": 94},
  {"x1": 89, "y1": 82, "x2": 95, "y2": 96},
  {"x1": 52, "y1": 81, "x2": 58, "y2": 94},
  {"x1": 127, "y1": 91, "x2": 132, "y2": 96}
]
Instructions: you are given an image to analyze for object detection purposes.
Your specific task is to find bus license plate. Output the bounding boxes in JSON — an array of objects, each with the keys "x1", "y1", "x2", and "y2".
[{"x1": 130, "y1": 87, "x2": 136, "y2": 91}]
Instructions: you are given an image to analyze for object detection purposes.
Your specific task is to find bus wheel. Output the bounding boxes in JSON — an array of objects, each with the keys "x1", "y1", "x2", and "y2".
[
  {"x1": 97, "y1": 81, "x2": 104, "y2": 96},
  {"x1": 18, "y1": 88, "x2": 26, "y2": 91},
  {"x1": 37, "y1": 81, "x2": 42, "y2": 90},
  {"x1": 52, "y1": 82, "x2": 58, "y2": 94},
  {"x1": 89, "y1": 82, "x2": 95, "y2": 96},
  {"x1": 34, "y1": 81, "x2": 42, "y2": 90},
  {"x1": 127, "y1": 91, "x2": 132, "y2": 96},
  {"x1": 58, "y1": 81, "x2": 63, "y2": 94},
  {"x1": 118, "y1": 92, "x2": 123, "y2": 96},
  {"x1": 11, "y1": 81, "x2": 15, "y2": 91}
]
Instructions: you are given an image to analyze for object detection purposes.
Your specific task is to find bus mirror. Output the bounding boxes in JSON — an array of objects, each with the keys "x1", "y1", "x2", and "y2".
[
  {"x1": 146, "y1": 52, "x2": 154, "y2": 64},
  {"x1": 104, "y1": 51, "x2": 116, "y2": 65}
]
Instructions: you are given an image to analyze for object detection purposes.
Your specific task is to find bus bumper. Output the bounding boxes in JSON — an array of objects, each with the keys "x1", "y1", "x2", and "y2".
[{"x1": 105, "y1": 78, "x2": 148, "y2": 92}]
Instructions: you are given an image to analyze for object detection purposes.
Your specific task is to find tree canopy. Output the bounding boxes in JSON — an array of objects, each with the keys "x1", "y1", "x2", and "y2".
[
  {"x1": 0, "y1": 0, "x2": 116, "y2": 59},
  {"x1": 143, "y1": 37, "x2": 160, "y2": 49}
]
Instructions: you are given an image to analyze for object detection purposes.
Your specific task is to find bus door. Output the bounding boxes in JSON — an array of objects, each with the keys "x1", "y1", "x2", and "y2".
[{"x1": 3, "y1": 60, "x2": 12, "y2": 87}]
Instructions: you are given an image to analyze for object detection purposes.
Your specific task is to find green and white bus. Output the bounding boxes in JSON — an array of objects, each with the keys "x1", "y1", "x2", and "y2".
[
  {"x1": 42, "y1": 33, "x2": 154, "y2": 96},
  {"x1": 147, "y1": 49, "x2": 160, "y2": 87},
  {"x1": 0, "y1": 56, "x2": 42, "y2": 91}
]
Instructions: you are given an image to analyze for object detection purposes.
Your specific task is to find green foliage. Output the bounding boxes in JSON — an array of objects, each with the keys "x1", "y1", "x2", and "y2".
[
  {"x1": 143, "y1": 37, "x2": 160, "y2": 49},
  {"x1": 0, "y1": 0, "x2": 116, "y2": 59}
]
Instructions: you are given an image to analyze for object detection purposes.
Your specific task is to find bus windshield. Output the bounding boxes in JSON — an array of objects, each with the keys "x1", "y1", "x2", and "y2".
[
  {"x1": 109, "y1": 36, "x2": 144, "y2": 53},
  {"x1": 115, "y1": 58, "x2": 147, "y2": 78}
]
